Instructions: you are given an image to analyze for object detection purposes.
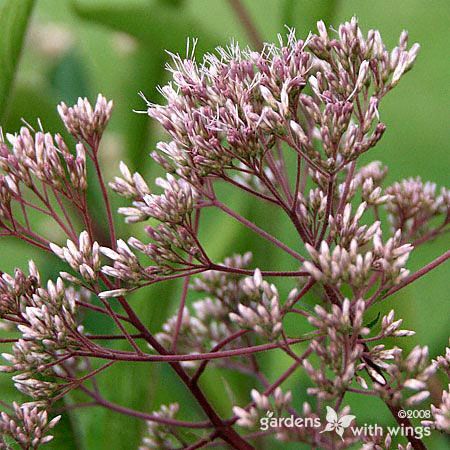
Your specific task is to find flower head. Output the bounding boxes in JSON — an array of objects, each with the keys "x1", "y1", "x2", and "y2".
[{"x1": 58, "y1": 94, "x2": 113, "y2": 145}]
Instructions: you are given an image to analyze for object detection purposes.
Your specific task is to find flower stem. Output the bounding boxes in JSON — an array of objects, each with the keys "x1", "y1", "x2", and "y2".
[{"x1": 92, "y1": 155, "x2": 117, "y2": 249}]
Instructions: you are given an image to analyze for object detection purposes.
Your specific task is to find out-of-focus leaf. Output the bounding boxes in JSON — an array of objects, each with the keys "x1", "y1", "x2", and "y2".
[
  {"x1": 116, "y1": 46, "x2": 165, "y2": 170},
  {"x1": 282, "y1": 0, "x2": 339, "y2": 32},
  {"x1": 365, "y1": 312, "x2": 381, "y2": 329},
  {"x1": 0, "y1": 0, "x2": 35, "y2": 120},
  {"x1": 49, "y1": 50, "x2": 91, "y2": 104},
  {"x1": 158, "y1": 0, "x2": 184, "y2": 7},
  {"x1": 72, "y1": 0, "x2": 220, "y2": 53},
  {"x1": 45, "y1": 408, "x2": 80, "y2": 450},
  {"x1": 3, "y1": 82, "x2": 59, "y2": 134}
]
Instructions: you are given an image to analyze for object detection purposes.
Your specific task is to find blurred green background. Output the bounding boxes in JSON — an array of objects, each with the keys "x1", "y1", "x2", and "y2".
[{"x1": 0, "y1": 0, "x2": 449, "y2": 448}]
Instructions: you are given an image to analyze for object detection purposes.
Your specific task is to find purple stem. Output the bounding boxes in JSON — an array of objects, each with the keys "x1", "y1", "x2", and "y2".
[
  {"x1": 213, "y1": 200, "x2": 305, "y2": 261},
  {"x1": 381, "y1": 250, "x2": 450, "y2": 300}
]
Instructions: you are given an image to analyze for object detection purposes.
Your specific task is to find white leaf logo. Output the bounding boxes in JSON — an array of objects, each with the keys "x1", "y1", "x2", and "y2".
[{"x1": 320, "y1": 406, "x2": 355, "y2": 440}]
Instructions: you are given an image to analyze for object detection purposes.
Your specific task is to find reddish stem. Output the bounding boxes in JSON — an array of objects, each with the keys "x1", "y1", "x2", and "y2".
[
  {"x1": 92, "y1": 155, "x2": 117, "y2": 249},
  {"x1": 79, "y1": 386, "x2": 213, "y2": 429},
  {"x1": 76, "y1": 337, "x2": 308, "y2": 363},
  {"x1": 381, "y1": 249, "x2": 450, "y2": 300},
  {"x1": 212, "y1": 200, "x2": 305, "y2": 261}
]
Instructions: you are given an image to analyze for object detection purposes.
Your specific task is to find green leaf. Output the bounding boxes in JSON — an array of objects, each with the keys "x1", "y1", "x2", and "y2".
[
  {"x1": 45, "y1": 407, "x2": 81, "y2": 450},
  {"x1": 282, "y1": 0, "x2": 339, "y2": 32},
  {"x1": 49, "y1": 50, "x2": 91, "y2": 104},
  {"x1": 71, "y1": 0, "x2": 220, "y2": 53},
  {"x1": 365, "y1": 312, "x2": 381, "y2": 330},
  {"x1": 0, "y1": 0, "x2": 35, "y2": 120},
  {"x1": 114, "y1": 46, "x2": 166, "y2": 170}
]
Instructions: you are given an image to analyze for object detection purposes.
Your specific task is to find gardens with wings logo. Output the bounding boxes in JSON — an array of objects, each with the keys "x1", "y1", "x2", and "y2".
[
  {"x1": 259, "y1": 405, "x2": 432, "y2": 440},
  {"x1": 320, "y1": 406, "x2": 356, "y2": 440}
]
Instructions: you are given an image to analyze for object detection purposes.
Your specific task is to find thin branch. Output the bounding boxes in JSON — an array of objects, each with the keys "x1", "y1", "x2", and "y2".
[
  {"x1": 210, "y1": 263, "x2": 308, "y2": 277},
  {"x1": 381, "y1": 250, "x2": 450, "y2": 300},
  {"x1": 191, "y1": 330, "x2": 250, "y2": 385},
  {"x1": 75, "y1": 337, "x2": 309, "y2": 363},
  {"x1": 80, "y1": 386, "x2": 213, "y2": 429},
  {"x1": 91, "y1": 154, "x2": 117, "y2": 249},
  {"x1": 212, "y1": 200, "x2": 305, "y2": 261}
]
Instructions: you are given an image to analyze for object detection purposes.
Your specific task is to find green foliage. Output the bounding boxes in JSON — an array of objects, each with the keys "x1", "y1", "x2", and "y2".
[
  {"x1": 0, "y1": 0, "x2": 34, "y2": 119},
  {"x1": 282, "y1": 0, "x2": 339, "y2": 32}
]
